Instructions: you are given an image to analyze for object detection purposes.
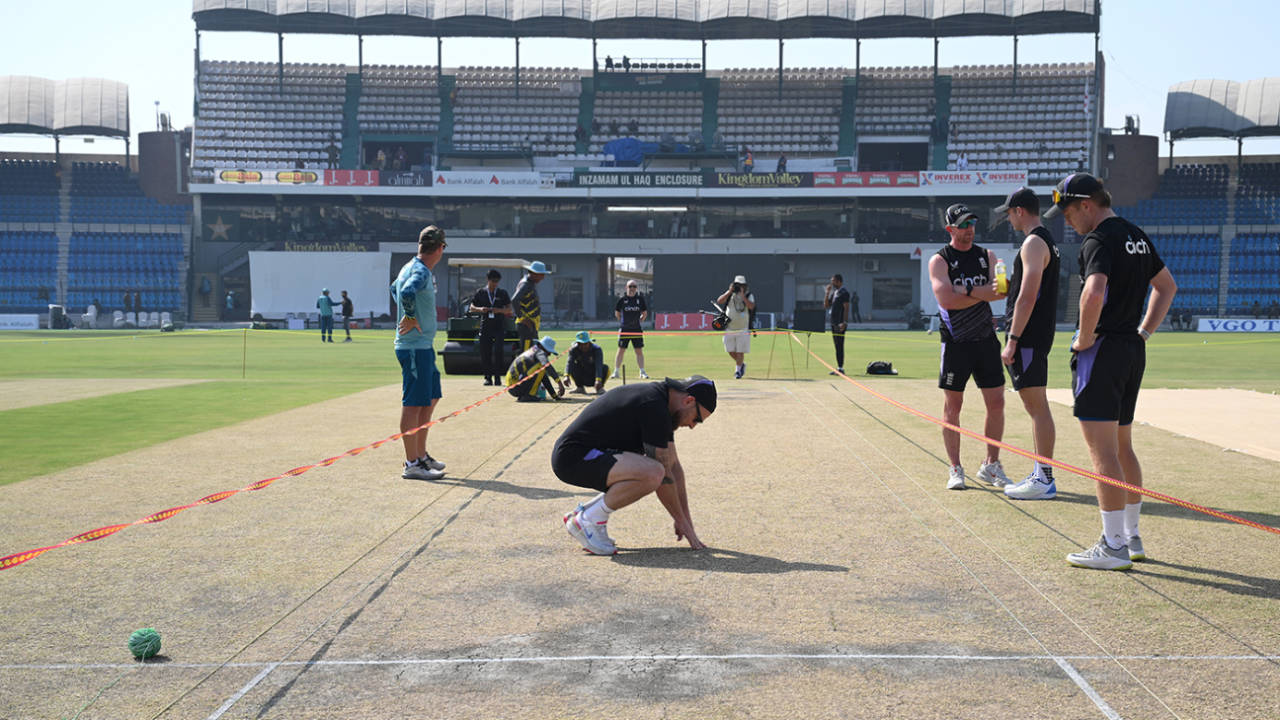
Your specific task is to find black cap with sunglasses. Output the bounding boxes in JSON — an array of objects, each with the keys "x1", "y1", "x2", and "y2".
[
  {"x1": 1044, "y1": 173, "x2": 1106, "y2": 219},
  {"x1": 665, "y1": 375, "x2": 717, "y2": 415},
  {"x1": 944, "y1": 203, "x2": 979, "y2": 228}
]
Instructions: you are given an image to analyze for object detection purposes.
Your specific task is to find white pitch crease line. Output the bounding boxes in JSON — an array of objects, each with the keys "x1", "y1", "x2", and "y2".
[
  {"x1": 6, "y1": 653, "x2": 1278, "y2": 672},
  {"x1": 206, "y1": 663, "x2": 278, "y2": 720},
  {"x1": 1055, "y1": 657, "x2": 1123, "y2": 720}
]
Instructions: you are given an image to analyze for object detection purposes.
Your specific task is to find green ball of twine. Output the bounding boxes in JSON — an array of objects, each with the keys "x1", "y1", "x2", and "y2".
[{"x1": 128, "y1": 628, "x2": 162, "y2": 660}]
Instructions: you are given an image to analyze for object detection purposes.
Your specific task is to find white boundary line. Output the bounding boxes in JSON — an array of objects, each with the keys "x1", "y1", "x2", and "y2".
[{"x1": 5, "y1": 653, "x2": 1279, "y2": 672}]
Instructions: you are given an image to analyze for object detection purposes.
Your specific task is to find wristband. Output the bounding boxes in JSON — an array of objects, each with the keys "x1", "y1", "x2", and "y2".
[
  {"x1": 966, "y1": 285, "x2": 973, "y2": 297},
  {"x1": 1138, "y1": 328, "x2": 1151, "y2": 340},
  {"x1": 1009, "y1": 334, "x2": 1021, "y2": 343}
]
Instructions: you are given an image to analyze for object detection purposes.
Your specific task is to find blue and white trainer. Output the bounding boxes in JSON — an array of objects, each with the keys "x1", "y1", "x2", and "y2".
[
  {"x1": 1004, "y1": 473, "x2": 1057, "y2": 500},
  {"x1": 565, "y1": 507, "x2": 617, "y2": 555}
]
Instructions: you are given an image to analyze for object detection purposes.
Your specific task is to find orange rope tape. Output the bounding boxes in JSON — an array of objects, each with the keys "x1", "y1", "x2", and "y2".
[
  {"x1": 0, "y1": 362, "x2": 559, "y2": 572},
  {"x1": 789, "y1": 332, "x2": 1280, "y2": 538}
]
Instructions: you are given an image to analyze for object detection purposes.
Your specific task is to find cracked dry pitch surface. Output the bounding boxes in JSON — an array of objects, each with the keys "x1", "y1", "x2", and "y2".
[{"x1": 0, "y1": 378, "x2": 1277, "y2": 719}]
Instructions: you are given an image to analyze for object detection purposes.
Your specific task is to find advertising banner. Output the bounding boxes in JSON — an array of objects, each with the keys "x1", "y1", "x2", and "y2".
[
  {"x1": 918, "y1": 170, "x2": 1028, "y2": 187},
  {"x1": 433, "y1": 171, "x2": 551, "y2": 188},
  {"x1": 570, "y1": 172, "x2": 706, "y2": 188},
  {"x1": 707, "y1": 172, "x2": 813, "y2": 189},
  {"x1": 655, "y1": 313, "x2": 714, "y2": 331},
  {"x1": 0, "y1": 314, "x2": 39, "y2": 330},
  {"x1": 812, "y1": 171, "x2": 920, "y2": 188},
  {"x1": 379, "y1": 170, "x2": 432, "y2": 187},
  {"x1": 1197, "y1": 318, "x2": 1280, "y2": 332},
  {"x1": 215, "y1": 169, "x2": 322, "y2": 185},
  {"x1": 324, "y1": 169, "x2": 380, "y2": 187}
]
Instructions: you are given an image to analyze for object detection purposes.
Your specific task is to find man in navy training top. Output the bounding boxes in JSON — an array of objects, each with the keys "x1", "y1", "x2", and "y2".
[
  {"x1": 613, "y1": 280, "x2": 649, "y2": 380},
  {"x1": 391, "y1": 225, "x2": 449, "y2": 481},
  {"x1": 997, "y1": 187, "x2": 1061, "y2": 501},
  {"x1": 1047, "y1": 173, "x2": 1177, "y2": 571},
  {"x1": 928, "y1": 203, "x2": 1010, "y2": 491},
  {"x1": 554, "y1": 375, "x2": 716, "y2": 555}
]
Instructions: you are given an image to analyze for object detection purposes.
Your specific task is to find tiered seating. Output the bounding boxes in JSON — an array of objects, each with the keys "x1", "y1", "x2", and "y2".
[
  {"x1": 1235, "y1": 162, "x2": 1280, "y2": 225},
  {"x1": 65, "y1": 233, "x2": 184, "y2": 312},
  {"x1": 0, "y1": 231, "x2": 59, "y2": 313},
  {"x1": 451, "y1": 67, "x2": 580, "y2": 153},
  {"x1": 358, "y1": 65, "x2": 440, "y2": 135},
  {"x1": 854, "y1": 67, "x2": 933, "y2": 136},
  {"x1": 591, "y1": 89, "x2": 703, "y2": 153},
  {"x1": 948, "y1": 63, "x2": 1096, "y2": 183},
  {"x1": 1151, "y1": 233, "x2": 1221, "y2": 316},
  {"x1": 69, "y1": 162, "x2": 188, "y2": 224},
  {"x1": 717, "y1": 67, "x2": 842, "y2": 154},
  {"x1": 1226, "y1": 233, "x2": 1280, "y2": 315},
  {"x1": 193, "y1": 61, "x2": 345, "y2": 171},
  {"x1": 1118, "y1": 165, "x2": 1229, "y2": 226},
  {"x1": 0, "y1": 159, "x2": 60, "y2": 222}
]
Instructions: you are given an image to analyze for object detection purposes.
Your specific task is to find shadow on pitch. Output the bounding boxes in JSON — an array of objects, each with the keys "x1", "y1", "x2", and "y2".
[
  {"x1": 409, "y1": 474, "x2": 579, "y2": 501},
  {"x1": 1133, "y1": 559, "x2": 1280, "y2": 602},
  {"x1": 610, "y1": 546, "x2": 847, "y2": 574},
  {"x1": 1049, "y1": 490, "x2": 1280, "y2": 531}
]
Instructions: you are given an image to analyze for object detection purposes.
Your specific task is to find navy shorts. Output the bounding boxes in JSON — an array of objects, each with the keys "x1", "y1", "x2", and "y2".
[
  {"x1": 939, "y1": 336, "x2": 1005, "y2": 391},
  {"x1": 1072, "y1": 334, "x2": 1145, "y2": 425},
  {"x1": 551, "y1": 443, "x2": 621, "y2": 493},
  {"x1": 396, "y1": 348, "x2": 443, "y2": 407},
  {"x1": 1007, "y1": 343, "x2": 1051, "y2": 390},
  {"x1": 618, "y1": 332, "x2": 644, "y2": 349}
]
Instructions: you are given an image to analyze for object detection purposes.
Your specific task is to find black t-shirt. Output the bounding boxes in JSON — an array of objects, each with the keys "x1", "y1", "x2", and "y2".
[
  {"x1": 1007, "y1": 226, "x2": 1060, "y2": 349},
  {"x1": 828, "y1": 286, "x2": 850, "y2": 326},
  {"x1": 553, "y1": 381, "x2": 673, "y2": 455},
  {"x1": 1078, "y1": 216, "x2": 1165, "y2": 336},
  {"x1": 936, "y1": 242, "x2": 995, "y2": 343},
  {"x1": 615, "y1": 293, "x2": 648, "y2": 331},
  {"x1": 471, "y1": 286, "x2": 511, "y2": 335},
  {"x1": 340, "y1": 297, "x2": 353, "y2": 316}
]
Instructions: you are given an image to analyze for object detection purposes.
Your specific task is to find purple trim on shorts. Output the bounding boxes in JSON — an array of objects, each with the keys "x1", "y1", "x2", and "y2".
[
  {"x1": 939, "y1": 308, "x2": 954, "y2": 335},
  {"x1": 583, "y1": 449, "x2": 605, "y2": 461},
  {"x1": 1073, "y1": 337, "x2": 1103, "y2": 397},
  {"x1": 1020, "y1": 346, "x2": 1034, "y2": 369}
]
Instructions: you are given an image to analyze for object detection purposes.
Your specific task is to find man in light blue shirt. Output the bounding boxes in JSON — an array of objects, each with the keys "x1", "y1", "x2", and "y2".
[
  {"x1": 392, "y1": 225, "x2": 448, "y2": 480},
  {"x1": 316, "y1": 288, "x2": 338, "y2": 342}
]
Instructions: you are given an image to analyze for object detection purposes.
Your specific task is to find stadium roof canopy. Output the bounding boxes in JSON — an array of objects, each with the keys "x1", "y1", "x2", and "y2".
[
  {"x1": 191, "y1": 0, "x2": 1100, "y2": 40},
  {"x1": 1164, "y1": 77, "x2": 1280, "y2": 140},
  {"x1": 0, "y1": 76, "x2": 130, "y2": 138}
]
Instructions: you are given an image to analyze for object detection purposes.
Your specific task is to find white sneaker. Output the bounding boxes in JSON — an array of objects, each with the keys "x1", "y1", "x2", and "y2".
[
  {"x1": 976, "y1": 460, "x2": 1010, "y2": 487},
  {"x1": 420, "y1": 453, "x2": 446, "y2": 471},
  {"x1": 610, "y1": 370, "x2": 620, "y2": 379},
  {"x1": 562, "y1": 494, "x2": 604, "y2": 525},
  {"x1": 638, "y1": 370, "x2": 650, "y2": 379},
  {"x1": 565, "y1": 508, "x2": 617, "y2": 555},
  {"x1": 946, "y1": 465, "x2": 966, "y2": 490},
  {"x1": 1004, "y1": 473, "x2": 1056, "y2": 500},
  {"x1": 1127, "y1": 535, "x2": 1147, "y2": 562},
  {"x1": 403, "y1": 460, "x2": 444, "y2": 481},
  {"x1": 1067, "y1": 535, "x2": 1133, "y2": 570}
]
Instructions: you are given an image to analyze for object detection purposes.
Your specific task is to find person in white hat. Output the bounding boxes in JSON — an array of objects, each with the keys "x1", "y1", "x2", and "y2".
[
  {"x1": 716, "y1": 275, "x2": 755, "y2": 378},
  {"x1": 513, "y1": 260, "x2": 552, "y2": 352}
]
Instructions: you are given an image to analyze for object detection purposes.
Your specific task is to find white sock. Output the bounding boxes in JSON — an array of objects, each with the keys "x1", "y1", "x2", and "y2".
[
  {"x1": 582, "y1": 498, "x2": 614, "y2": 525},
  {"x1": 1124, "y1": 502, "x2": 1142, "y2": 539},
  {"x1": 1100, "y1": 510, "x2": 1126, "y2": 549}
]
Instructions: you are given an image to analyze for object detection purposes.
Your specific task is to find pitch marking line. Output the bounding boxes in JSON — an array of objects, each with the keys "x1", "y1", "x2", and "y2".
[{"x1": 6, "y1": 653, "x2": 1278, "y2": 672}]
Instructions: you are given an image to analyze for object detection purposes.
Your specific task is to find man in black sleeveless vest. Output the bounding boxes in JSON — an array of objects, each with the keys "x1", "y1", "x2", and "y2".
[
  {"x1": 996, "y1": 188, "x2": 1061, "y2": 501},
  {"x1": 928, "y1": 204, "x2": 1009, "y2": 491},
  {"x1": 1047, "y1": 173, "x2": 1177, "y2": 570}
]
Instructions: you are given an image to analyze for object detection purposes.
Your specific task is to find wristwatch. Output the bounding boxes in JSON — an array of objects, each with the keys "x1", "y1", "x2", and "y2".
[
  {"x1": 966, "y1": 285, "x2": 973, "y2": 297},
  {"x1": 1138, "y1": 328, "x2": 1151, "y2": 340},
  {"x1": 1009, "y1": 334, "x2": 1021, "y2": 343}
]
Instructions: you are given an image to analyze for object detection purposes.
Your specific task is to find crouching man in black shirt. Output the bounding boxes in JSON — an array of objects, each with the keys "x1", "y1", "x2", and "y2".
[{"x1": 553, "y1": 376, "x2": 716, "y2": 555}]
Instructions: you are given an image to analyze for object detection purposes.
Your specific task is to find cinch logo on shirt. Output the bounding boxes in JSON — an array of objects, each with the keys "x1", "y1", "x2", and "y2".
[
  {"x1": 1125, "y1": 236, "x2": 1151, "y2": 255},
  {"x1": 952, "y1": 274, "x2": 990, "y2": 291}
]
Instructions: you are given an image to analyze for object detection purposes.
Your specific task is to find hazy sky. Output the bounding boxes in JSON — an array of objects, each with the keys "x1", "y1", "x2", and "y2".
[{"x1": 2, "y1": 0, "x2": 1277, "y2": 158}]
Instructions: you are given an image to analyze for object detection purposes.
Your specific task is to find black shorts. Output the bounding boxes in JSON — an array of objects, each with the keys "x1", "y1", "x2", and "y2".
[
  {"x1": 1006, "y1": 342, "x2": 1051, "y2": 390},
  {"x1": 939, "y1": 336, "x2": 1005, "y2": 391},
  {"x1": 551, "y1": 443, "x2": 621, "y2": 493},
  {"x1": 1072, "y1": 334, "x2": 1145, "y2": 425},
  {"x1": 618, "y1": 332, "x2": 644, "y2": 349}
]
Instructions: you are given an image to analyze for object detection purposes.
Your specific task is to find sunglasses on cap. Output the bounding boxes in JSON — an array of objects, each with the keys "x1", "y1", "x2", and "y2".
[
  {"x1": 955, "y1": 219, "x2": 976, "y2": 229},
  {"x1": 1053, "y1": 189, "x2": 1091, "y2": 206}
]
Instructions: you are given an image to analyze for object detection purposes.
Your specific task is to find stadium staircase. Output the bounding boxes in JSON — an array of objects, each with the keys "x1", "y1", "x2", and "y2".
[
  {"x1": 437, "y1": 75, "x2": 456, "y2": 157},
  {"x1": 836, "y1": 78, "x2": 857, "y2": 156},
  {"x1": 701, "y1": 77, "x2": 720, "y2": 149},
  {"x1": 1216, "y1": 172, "x2": 1241, "y2": 315},
  {"x1": 55, "y1": 163, "x2": 72, "y2": 307},
  {"x1": 341, "y1": 73, "x2": 362, "y2": 169},
  {"x1": 575, "y1": 76, "x2": 596, "y2": 155},
  {"x1": 931, "y1": 75, "x2": 952, "y2": 170}
]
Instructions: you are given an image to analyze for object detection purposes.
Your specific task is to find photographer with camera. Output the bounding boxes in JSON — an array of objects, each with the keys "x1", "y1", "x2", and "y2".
[{"x1": 716, "y1": 275, "x2": 756, "y2": 379}]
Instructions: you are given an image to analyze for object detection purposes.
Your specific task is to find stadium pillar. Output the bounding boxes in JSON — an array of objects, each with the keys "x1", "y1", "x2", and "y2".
[
  {"x1": 854, "y1": 39, "x2": 861, "y2": 96},
  {"x1": 358, "y1": 35, "x2": 363, "y2": 78},
  {"x1": 701, "y1": 40, "x2": 706, "y2": 72},
  {"x1": 1012, "y1": 36, "x2": 1018, "y2": 91},
  {"x1": 1238, "y1": 137, "x2": 1244, "y2": 175},
  {"x1": 515, "y1": 37, "x2": 521, "y2": 101},
  {"x1": 277, "y1": 33, "x2": 285, "y2": 93},
  {"x1": 777, "y1": 39, "x2": 784, "y2": 101},
  {"x1": 933, "y1": 37, "x2": 939, "y2": 80},
  {"x1": 54, "y1": 135, "x2": 60, "y2": 164},
  {"x1": 1167, "y1": 136, "x2": 1173, "y2": 167},
  {"x1": 437, "y1": 38, "x2": 443, "y2": 86}
]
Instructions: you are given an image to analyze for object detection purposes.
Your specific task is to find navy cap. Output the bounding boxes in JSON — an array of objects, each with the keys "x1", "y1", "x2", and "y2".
[
  {"x1": 944, "y1": 203, "x2": 978, "y2": 227},
  {"x1": 1044, "y1": 173, "x2": 1105, "y2": 218},
  {"x1": 995, "y1": 187, "x2": 1040, "y2": 214},
  {"x1": 665, "y1": 375, "x2": 717, "y2": 415}
]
